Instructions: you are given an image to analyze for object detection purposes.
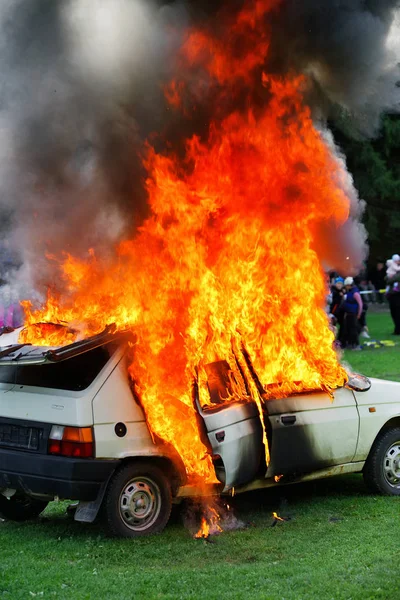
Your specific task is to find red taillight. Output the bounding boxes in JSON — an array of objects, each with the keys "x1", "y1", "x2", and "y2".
[{"x1": 48, "y1": 426, "x2": 94, "y2": 458}]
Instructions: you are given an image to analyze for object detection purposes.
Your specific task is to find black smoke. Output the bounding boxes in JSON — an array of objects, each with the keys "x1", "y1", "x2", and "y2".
[
  {"x1": 185, "y1": 0, "x2": 400, "y2": 133},
  {"x1": 266, "y1": 0, "x2": 400, "y2": 135},
  {"x1": 0, "y1": 0, "x2": 188, "y2": 296},
  {"x1": 0, "y1": 0, "x2": 399, "y2": 297}
]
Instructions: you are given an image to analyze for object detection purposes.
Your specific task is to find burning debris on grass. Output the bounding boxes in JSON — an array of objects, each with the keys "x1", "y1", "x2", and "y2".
[
  {"x1": 271, "y1": 511, "x2": 291, "y2": 527},
  {"x1": 185, "y1": 498, "x2": 247, "y2": 540}
]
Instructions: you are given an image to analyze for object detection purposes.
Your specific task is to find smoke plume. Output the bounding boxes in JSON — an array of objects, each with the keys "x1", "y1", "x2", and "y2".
[
  {"x1": 264, "y1": 0, "x2": 400, "y2": 268},
  {"x1": 0, "y1": 0, "x2": 399, "y2": 298},
  {"x1": 0, "y1": 0, "x2": 187, "y2": 297},
  {"x1": 266, "y1": 0, "x2": 400, "y2": 135}
]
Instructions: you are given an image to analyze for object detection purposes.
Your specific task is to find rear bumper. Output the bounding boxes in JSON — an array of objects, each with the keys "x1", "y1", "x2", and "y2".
[{"x1": 0, "y1": 448, "x2": 119, "y2": 500}]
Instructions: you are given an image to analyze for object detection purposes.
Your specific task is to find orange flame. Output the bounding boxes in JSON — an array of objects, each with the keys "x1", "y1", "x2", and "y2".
[
  {"x1": 20, "y1": 0, "x2": 348, "y2": 484},
  {"x1": 19, "y1": 322, "x2": 77, "y2": 347},
  {"x1": 272, "y1": 512, "x2": 285, "y2": 522},
  {"x1": 194, "y1": 517, "x2": 211, "y2": 539},
  {"x1": 194, "y1": 506, "x2": 223, "y2": 538}
]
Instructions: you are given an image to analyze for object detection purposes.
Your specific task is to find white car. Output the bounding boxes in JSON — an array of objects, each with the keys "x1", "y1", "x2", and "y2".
[{"x1": 0, "y1": 328, "x2": 399, "y2": 537}]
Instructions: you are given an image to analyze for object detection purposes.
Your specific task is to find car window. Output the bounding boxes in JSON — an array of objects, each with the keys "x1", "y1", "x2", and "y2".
[{"x1": 0, "y1": 344, "x2": 116, "y2": 391}]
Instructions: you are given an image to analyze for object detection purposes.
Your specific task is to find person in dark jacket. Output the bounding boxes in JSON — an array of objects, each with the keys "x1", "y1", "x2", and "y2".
[
  {"x1": 339, "y1": 277, "x2": 363, "y2": 349},
  {"x1": 369, "y1": 260, "x2": 386, "y2": 303},
  {"x1": 386, "y1": 266, "x2": 400, "y2": 335},
  {"x1": 330, "y1": 277, "x2": 344, "y2": 326}
]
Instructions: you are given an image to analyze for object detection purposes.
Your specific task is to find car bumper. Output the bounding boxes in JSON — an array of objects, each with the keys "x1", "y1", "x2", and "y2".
[{"x1": 0, "y1": 448, "x2": 119, "y2": 500}]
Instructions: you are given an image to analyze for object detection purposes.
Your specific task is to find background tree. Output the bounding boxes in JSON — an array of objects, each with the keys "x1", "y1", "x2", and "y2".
[{"x1": 334, "y1": 114, "x2": 400, "y2": 264}]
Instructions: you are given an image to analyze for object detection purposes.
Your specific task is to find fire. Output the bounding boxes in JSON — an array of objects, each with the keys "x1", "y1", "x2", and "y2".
[
  {"x1": 195, "y1": 517, "x2": 211, "y2": 539},
  {"x1": 194, "y1": 506, "x2": 223, "y2": 539},
  {"x1": 19, "y1": 0, "x2": 349, "y2": 484},
  {"x1": 19, "y1": 322, "x2": 77, "y2": 347},
  {"x1": 272, "y1": 512, "x2": 285, "y2": 522}
]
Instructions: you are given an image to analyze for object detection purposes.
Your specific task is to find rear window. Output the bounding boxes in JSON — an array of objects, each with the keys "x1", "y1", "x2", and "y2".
[{"x1": 0, "y1": 345, "x2": 115, "y2": 391}]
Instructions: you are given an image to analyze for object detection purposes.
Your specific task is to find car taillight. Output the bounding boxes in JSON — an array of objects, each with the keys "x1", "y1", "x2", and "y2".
[{"x1": 48, "y1": 425, "x2": 94, "y2": 458}]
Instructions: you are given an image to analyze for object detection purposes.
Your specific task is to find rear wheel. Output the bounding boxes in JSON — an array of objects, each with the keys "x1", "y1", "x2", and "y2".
[
  {"x1": 103, "y1": 462, "x2": 172, "y2": 538},
  {"x1": 0, "y1": 492, "x2": 48, "y2": 521},
  {"x1": 363, "y1": 427, "x2": 400, "y2": 495}
]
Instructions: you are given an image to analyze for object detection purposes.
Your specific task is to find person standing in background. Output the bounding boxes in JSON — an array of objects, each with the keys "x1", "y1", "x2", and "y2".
[
  {"x1": 339, "y1": 277, "x2": 363, "y2": 349},
  {"x1": 330, "y1": 277, "x2": 345, "y2": 326},
  {"x1": 369, "y1": 259, "x2": 386, "y2": 303},
  {"x1": 386, "y1": 255, "x2": 400, "y2": 335}
]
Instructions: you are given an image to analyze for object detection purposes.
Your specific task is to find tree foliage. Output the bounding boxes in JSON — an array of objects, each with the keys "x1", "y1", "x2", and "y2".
[{"x1": 333, "y1": 115, "x2": 400, "y2": 262}]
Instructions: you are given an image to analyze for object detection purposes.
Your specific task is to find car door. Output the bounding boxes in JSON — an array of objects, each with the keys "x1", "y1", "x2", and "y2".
[{"x1": 265, "y1": 387, "x2": 359, "y2": 477}]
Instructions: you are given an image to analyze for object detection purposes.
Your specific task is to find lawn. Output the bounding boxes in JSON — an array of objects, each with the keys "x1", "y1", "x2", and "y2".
[
  {"x1": 343, "y1": 307, "x2": 400, "y2": 381},
  {"x1": 1, "y1": 309, "x2": 399, "y2": 600}
]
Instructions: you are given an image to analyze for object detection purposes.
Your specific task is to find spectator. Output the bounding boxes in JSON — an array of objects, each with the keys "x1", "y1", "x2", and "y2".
[
  {"x1": 358, "y1": 278, "x2": 375, "y2": 305},
  {"x1": 328, "y1": 271, "x2": 339, "y2": 286},
  {"x1": 330, "y1": 277, "x2": 344, "y2": 325},
  {"x1": 369, "y1": 259, "x2": 386, "y2": 303},
  {"x1": 386, "y1": 255, "x2": 400, "y2": 335},
  {"x1": 339, "y1": 277, "x2": 363, "y2": 349},
  {"x1": 386, "y1": 254, "x2": 400, "y2": 278}
]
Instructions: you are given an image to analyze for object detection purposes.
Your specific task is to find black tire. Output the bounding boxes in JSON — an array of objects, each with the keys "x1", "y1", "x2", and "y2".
[
  {"x1": 363, "y1": 427, "x2": 400, "y2": 495},
  {"x1": 103, "y1": 461, "x2": 172, "y2": 538},
  {"x1": 0, "y1": 492, "x2": 48, "y2": 521}
]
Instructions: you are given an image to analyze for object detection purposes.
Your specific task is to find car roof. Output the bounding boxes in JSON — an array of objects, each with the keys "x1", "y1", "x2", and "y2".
[{"x1": 0, "y1": 326, "x2": 135, "y2": 366}]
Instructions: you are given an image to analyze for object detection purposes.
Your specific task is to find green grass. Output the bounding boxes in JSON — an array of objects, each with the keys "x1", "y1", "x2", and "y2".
[
  {"x1": 343, "y1": 308, "x2": 400, "y2": 381},
  {"x1": 1, "y1": 309, "x2": 400, "y2": 600}
]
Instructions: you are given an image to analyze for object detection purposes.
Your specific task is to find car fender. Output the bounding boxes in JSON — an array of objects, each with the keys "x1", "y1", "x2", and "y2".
[{"x1": 353, "y1": 378, "x2": 400, "y2": 461}]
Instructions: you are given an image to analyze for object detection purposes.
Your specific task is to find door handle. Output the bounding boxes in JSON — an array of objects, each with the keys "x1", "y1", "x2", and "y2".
[{"x1": 281, "y1": 415, "x2": 296, "y2": 425}]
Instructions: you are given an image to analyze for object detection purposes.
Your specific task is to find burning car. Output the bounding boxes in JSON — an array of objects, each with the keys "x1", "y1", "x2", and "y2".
[
  {"x1": 0, "y1": 0, "x2": 384, "y2": 540},
  {"x1": 1, "y1": 0, "x2": 400, "y2": 541},
  {"x1": 0, "y1": 327, "x2": 399, "y2": 538}
]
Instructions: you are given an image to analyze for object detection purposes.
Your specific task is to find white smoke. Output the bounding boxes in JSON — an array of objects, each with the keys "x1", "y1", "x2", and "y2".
[{"x1": 0, "y1": 0, "x2": 186, "y2": 300}]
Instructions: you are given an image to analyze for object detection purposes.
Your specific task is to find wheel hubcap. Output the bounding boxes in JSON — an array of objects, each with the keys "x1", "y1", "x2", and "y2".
[
  {"x1": 383, "y1": 442, "x2": 400, "y2": 487},
  {"x1": 119, "y1": 478, "x2": 161, "y2": 531}
]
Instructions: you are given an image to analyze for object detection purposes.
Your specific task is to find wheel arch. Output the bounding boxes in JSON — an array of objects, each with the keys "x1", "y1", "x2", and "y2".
[
  {"x1": 363, "y1": 418, "x2": 400, "y2": 470},
  {"x1": 363, "y1": 423, "x2": 400, "y2": 495},
  {"x1": 370, "y1": 417, "x2": 400, "y2": 448},
  {"x1": 118, "y1": 455, "x2": 186, "y2": 496}
]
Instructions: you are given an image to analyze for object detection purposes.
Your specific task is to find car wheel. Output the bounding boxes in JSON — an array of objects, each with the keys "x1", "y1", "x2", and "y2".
[
  {"x1": 363, "y1": 427, "x2": 400, "y2": 495},
  {"x1": 103, "y1": 462, "x2": 172, "y2": 538},
  {"x1": 0, "y1": 492, "x2": 49, "y2": 521}
]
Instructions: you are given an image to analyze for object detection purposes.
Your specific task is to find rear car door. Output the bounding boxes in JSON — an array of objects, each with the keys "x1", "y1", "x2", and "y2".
[{"x1": 265, "y1": 387, "x2": 359, "y2": 477}]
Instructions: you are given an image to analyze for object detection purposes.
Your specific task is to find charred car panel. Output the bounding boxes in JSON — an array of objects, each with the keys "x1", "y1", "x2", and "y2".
[
  {"x1": 195, "y1": 398, "x2": 263, "y2": 490},
  {"x1": 265, "y1": 388, "x2": 359, "y2": 477}
]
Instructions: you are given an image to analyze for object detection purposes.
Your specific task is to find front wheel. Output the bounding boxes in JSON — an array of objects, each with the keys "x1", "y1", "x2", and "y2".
[
  {"x1": 103, "y1": 462, "x2": 172, "y2": 538},
  {"x1": 363, "y1": 427, "x2": 400, "y2": 495},
  {"x1": 0, "y1": 492, "x2": 48, "y2": 521}
]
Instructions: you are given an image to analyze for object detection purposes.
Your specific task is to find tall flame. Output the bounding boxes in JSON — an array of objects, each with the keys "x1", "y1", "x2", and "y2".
[{"x1": 20, "y1": 0, "x2": 348, "y2": 484}]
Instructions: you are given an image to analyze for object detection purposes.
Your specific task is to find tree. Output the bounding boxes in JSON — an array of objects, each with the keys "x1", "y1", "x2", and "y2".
[{"x1": 333, "y1": 114, "x2": 400, "y2": 262}]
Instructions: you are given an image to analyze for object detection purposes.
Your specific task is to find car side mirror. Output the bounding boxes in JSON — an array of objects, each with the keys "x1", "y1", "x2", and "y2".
[{"x1": 345, "y1": 373, "x2": 372, "y2": 392}]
